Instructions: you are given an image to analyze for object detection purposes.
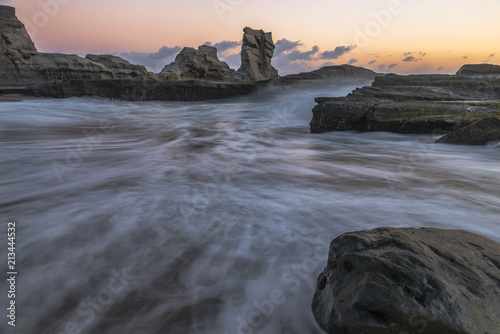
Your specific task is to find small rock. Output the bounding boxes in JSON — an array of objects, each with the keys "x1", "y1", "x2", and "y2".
[{"x1": 436, "y1": 117, "x2": 500, "y2": 145}]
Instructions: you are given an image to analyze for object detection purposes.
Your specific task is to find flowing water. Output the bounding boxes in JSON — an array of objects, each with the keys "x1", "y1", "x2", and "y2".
[{"x1": 1, "y1": 80, "x2": 499, "y2": 334}]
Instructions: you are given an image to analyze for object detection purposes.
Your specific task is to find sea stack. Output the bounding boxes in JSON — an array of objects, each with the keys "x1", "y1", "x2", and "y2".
[{"x1": 238, "y1": 27, "x2": 279, "y2": 81}]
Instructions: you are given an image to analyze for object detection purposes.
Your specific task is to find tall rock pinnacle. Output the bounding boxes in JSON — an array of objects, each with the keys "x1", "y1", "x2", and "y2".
[{"x1": 238, "y1": 27, "x2": 279, "y2": 81}]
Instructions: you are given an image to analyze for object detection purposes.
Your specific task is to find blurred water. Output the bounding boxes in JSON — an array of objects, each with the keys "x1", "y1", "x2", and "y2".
[{"x1": 1, "y1": 80, "x2": 499, "y2": 334}]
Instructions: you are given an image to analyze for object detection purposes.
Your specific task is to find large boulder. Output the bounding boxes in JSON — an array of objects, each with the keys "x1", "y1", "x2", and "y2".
[
  {"x1": 238, "y1": 27, "x2": 279, "y2": 81},
  {"x1": 160, "y1": 45, "x2": 239, "y2": 82},
  {"x1": 312, "y1": 227, "x2": 500, "y2": 334},
  {"x1": 436, "y1": 117, "x2": 500, "y2": 145}
]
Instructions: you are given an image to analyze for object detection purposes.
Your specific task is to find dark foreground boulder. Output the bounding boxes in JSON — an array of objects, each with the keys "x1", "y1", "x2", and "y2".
[
  {"x1": 436, "y1": 117, "x2": 500, "y2": 146},
  {"x1": 312, "y1": 227, "x2": 500, "y2": 334}
]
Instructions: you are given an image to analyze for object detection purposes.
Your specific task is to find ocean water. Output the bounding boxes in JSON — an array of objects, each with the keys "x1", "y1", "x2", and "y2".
[{"x1": 1, "y1": 80, "x2": 499, "y2": 334}]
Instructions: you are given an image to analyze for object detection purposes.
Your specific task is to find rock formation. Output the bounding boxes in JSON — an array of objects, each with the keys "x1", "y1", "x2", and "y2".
[
  {"x1": 1, "y1": 5, "x2": 37, "y2": 83},
  {"x1": 0, "y1": 5, "x2": 36, "y2": 52},
  {"x1": 160, "y1": 27, "x2": 279, "y2": 83},
  {"x1": 436, "y1": 116, "x2": 500, "y2": 145},
  {"x1": 1, "y1": 5, "x2": 389, "y2": 101},
  {"x1": 238, "y1": 27, "x2": 279, "y2": 81},
  {"x1": 278, "y1": 65, "x2": 377, "y2": 84},
  {"x1": 0, "y1": 5, "x2": 155, "y2": 86},
  {"x1": 310, "y1": 74, "x2": 500, "y2": 136},
  {"x1": 85, "y1": 54, "x2": 150, "y2": 78},
  {"x1": 160, "y1": 45, "x2": 239, "y2": 82},
  {"x1": 457, "y1": 63, "x2": 500, "y2": 75},
  {"x1": 0, "y1": 5, "x2": 269, "y2": 100},
  {"x1": 312, "y1": 227, "x2": 500, "y2": 334}
]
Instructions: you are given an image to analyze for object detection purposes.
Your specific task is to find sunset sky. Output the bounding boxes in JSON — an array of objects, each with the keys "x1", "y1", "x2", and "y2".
[{"x1": 4, "y1": 0, "x2": 500, "y2": 74}]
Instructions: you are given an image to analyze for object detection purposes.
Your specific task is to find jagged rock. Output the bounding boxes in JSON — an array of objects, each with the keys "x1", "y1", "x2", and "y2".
[
  {"x1": 160, "y1": 45, "x2": 239, "y2": 82},
  {"x1": 0, "y1": 5, "x2": 155, "y2": 86},
  {"x1": 457, "y1": 64, "x2": 500, "y2": 75},
  {"x1": 436, "y1": 117, "x2": 500, "y2": 145},
  {"x1": 312, "y1": 227, "x2": 500, "y2": 334},
  {"x1": 238, "y1": 27, "x2": 279, "y2": 81},
  {"x1": 0, "y1": 5, "x2": 36, "y2": 52},
  {"x1": 1, "y1": 5, "x2": 37, "y2": 83}
]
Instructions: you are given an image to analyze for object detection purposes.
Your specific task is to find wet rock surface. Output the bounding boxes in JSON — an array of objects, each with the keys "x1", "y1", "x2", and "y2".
[
  {"x1": 312, "y1": 227, "x2": 500, "y2": 334},
  {"x1": 310, "y1": 74, "x2": 500, "y2": 138},
  {"x1": 436, "y1": 116, "x2": 500, "y2": 146}
]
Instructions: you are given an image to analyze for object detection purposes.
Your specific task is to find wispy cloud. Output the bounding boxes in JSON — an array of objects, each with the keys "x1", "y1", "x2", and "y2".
[{"x1": 347, "y1": 58, "x2": 359, "y2": 65}]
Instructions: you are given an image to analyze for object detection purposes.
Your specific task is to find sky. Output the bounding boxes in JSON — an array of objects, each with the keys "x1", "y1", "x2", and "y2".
[{"x1": 3, "y1": 0, "x2": 500, "y2": 75}]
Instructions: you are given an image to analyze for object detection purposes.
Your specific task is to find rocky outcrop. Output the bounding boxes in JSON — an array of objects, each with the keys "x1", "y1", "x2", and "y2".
[
  {"x1": 160, "y1": 45, "x2": 239, "y2": 82},
  {"x1": 0, "y1": 5, "x2": 36, "y2": 52},
  {"x1": 278, "y1": 65, "x2": 377, "y2": 84},
  {"x1": 160, "y1": 27, "x2": 281, "y2": 83},
  {"x1": 311, "y1": 74, "x2": 500, "y2": 135},
  {"x1": 1, "y1": 5, "x2": 37, "y2": 82},
  {"x1": 457, "y1": 63, "x2": 500, "y2": 75},
  {"x1": 436, "y1": 116, "x2": 500, "y2": 145},
  {"x1": 85, "y1": 54, "x2": 150, "y2": 78},
  {"x1": 1, "y1": 5, "x2": 384, "y2": 101},
  {"x1": 8, "y1": 79, "x2": 262, "y2": 101},
  {"x1": 238, "y1": 27, "x2": 279, "y2": 81},
  {"x1": 312, "y1": 227, "x2": 500, "y2": 334},
  {"x1": 0, "y1": 5, "x2": 156, "y2": 86}
]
